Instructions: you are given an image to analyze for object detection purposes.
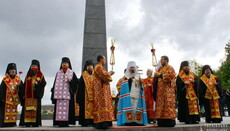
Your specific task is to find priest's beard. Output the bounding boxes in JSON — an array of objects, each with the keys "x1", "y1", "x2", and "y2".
[
  {"x1": 184, "y1": 69, "x2": 189, "y2": 75},
  {"x1": 130, "y1": 70, "x2": 135, "y2": 78},
  {"x1": 205, "y1": 74, "x2": 211, "y2": 78},
  {"x1": 29, "y1": 69, "x2": 38, "y2": 76},
  {"x1": 131, "y1": 70, "x2": 135, "y2": 74},
  {"x1": 87, "y1": 69, "x2": 93, "y2": 75},
  {"x1": 9, "y1": 72, "x2": 16, "y2": 79}
]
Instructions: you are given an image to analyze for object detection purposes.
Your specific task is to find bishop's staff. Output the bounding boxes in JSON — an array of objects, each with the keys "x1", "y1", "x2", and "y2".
[
  {"x1": 151, "y1": 42, "x2": 157, "y2": 72},
  {"x1": 151, "y1": 42, "x2": 157, "y2": 111},
  {"x1": 110, "y1": 39, "x2": 115, "y2": 71}
]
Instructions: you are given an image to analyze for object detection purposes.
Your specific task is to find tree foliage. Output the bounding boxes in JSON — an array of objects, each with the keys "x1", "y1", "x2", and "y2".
[{"x1": 215, "y1": 41, "x2": 230, "y2": 89}]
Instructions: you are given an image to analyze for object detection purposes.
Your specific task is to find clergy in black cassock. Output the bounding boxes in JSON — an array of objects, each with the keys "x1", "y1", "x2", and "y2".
[
  {"x1": 176, "y1": 61, "x2": 200, "y2": 124},
  {"x1": 77, "y1": 60, "x2": 94, "y2": 127},
  {"x1": 0, "y1": 63, "x2": 23, "y2": 127},
  {"x1": 199, "y1": 65, "x2": 223, "y2": 123},
  {"x1": 19, "y1": 60, "x2": 46, "y2": 127},
  {"x1": 51, "y1": 57, "x2": 78, "y2": 127}
]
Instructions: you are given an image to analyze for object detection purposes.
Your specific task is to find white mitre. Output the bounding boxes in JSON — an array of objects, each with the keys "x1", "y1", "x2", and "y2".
[{"x1": 125, "y1": 61, "x2": 139, "y2": 79}]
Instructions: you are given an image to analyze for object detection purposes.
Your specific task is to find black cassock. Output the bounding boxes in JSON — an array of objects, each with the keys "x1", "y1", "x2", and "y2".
[
  {"x1": 19, "y1": 77, "x2": 46, "y2": 127},
  {"x1": 225, "y1": 92, "x2": 230, "y2": 116},
  {"x1": 176, "y1": 76, "x2": 200, "y2": 124},
  {"x1": 51, "y1": 72, "x2": 78, "y2": 127},
  {"x1": 199, "y1": 78, "x2": 223, "y2": 123},
  {"x1": 0, "y1": 80, "x2": 23, "y2": 127},
  {"x1": 77, "y1": 76, "x2": 94, "y2": 126}
]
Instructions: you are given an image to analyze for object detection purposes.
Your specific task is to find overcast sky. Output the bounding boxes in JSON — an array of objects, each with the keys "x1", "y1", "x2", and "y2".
[{"x1": 0, "y1": 0, "x2": 229, "y2": 104}]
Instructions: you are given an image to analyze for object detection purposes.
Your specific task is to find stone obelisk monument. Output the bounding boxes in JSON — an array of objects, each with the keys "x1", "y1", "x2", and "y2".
[{"x1": 82, "y1": 0, "x2": 107, "y2": 70}]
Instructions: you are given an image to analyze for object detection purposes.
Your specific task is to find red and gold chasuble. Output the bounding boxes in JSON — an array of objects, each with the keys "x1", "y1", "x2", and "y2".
[
  {"x1": 82, "y1": 71, "x2": 94, "y2": 119},
  {"x1": 24, "y1": 71, "x2": 43, "y2": 123},
  {"x1": 142, "y1": 77, "x2": 155, "y2": 119},
  {"x1": 93, "y1": 64, "x2": 115, "y2": 123},
  {"x1": 154, "y1": 64, "x2": 176, "y2": 120},
  {"x1": 3, "y1": 74, "x2": 21, "y2": 123},
  {"x1": 178, "y1": 70, "x2": 199, "y2": 115},
  {"x1": 200, "y1": 74, "x2": 221, "y2": 118}
]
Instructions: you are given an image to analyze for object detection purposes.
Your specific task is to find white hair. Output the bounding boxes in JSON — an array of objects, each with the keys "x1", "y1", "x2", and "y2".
[{"x1": 147, "y1": 69, "x2": 153, "y2": 73}]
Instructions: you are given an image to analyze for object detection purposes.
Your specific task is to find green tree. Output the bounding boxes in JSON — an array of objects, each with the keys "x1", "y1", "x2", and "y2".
[{"x1": 215, "y1": 41, "x2": 230, "y2": 89}]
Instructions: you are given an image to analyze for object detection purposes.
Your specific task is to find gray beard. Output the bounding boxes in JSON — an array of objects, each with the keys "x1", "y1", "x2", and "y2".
[{"x1": 130, "y1": 73, "x2": 135, "y2": 78}]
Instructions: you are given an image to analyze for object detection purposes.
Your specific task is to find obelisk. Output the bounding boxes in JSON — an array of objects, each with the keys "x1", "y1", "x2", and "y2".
[{"x1": 82, "y1": 0, "x2": 107, "y2": 70}]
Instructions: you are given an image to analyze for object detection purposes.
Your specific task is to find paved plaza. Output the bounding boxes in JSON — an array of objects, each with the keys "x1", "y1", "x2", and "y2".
[{"x1": 0, "y1": 117, "x2": 229, "y2": 131}]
